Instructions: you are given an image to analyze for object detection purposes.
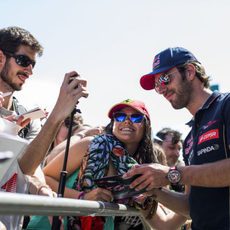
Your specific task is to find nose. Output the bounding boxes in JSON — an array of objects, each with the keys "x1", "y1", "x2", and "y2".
[
  {"x1": 174, "y1": 149, "x2": 180, "y2": 157},
  {"x1": 156, "y1": 85, "x2": 167, "y2": 95},
  {"x1": 24, "y1": 65, "x2": 33, "y2": 75},
  {"x1": 123, "y1": 116, "x2": 132, "y2": 124}
]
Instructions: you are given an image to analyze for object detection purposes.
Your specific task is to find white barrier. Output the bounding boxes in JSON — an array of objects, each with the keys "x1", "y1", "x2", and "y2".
[{"x1": 0, "y1": 192, "x2": 139, "y2": 216}]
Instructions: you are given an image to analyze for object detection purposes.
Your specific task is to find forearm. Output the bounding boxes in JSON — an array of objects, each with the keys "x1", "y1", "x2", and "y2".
[
  {"x1": 18, "y1": 113, "x2": 62, "y2": 175},
  {"x1": 154, "y1": 188, "x2": 190, "y2": 218},
  {"x1": 146, "y1": 207, "x2": 187, "y2": 230},
  {"x1": 180, "y1": 158, "x2": 230, "y2": 187},
  {"x1": 45, "y1": 175, "x2": 79, "y2": 199}
]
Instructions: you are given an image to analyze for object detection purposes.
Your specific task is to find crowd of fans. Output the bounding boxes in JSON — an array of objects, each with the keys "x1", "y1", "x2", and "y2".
[{"x1": 1, "y1": 26, "x2": 229, "y2": 230}]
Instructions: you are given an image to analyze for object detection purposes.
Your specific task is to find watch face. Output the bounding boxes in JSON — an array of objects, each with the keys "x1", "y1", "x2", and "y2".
[{"x1": 167, "y1": 169, "x2": 181, "y2": 184}]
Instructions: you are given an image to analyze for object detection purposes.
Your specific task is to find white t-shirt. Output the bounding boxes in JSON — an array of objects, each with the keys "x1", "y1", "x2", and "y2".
[{"x1": 0, "y1": 160, "x2": 29, "y2": 230}]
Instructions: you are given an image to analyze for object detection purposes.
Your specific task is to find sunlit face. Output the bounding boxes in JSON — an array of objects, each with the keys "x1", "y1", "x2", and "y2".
[
  {"x1": 162, "y1": 134, "x2": 182, "y2": 166},
  {"x1": 0, "y1": 45, "x2": 36, "y2": 91},
  {"x1": 112, "y1": 107, "x2": 145, "y2": 146},
  {"x1": 154, "y1": 67, "x2": 193, "y2": 109}
]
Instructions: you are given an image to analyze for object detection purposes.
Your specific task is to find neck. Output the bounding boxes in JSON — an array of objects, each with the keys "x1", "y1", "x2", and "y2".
[
  {"x1": 126, "y1": 143, "x2": 138, "y2": 156},
  {"x1": 0, "y1": 81, "x2": 14, "y2": 110},
  {"x1": 186, "y1": 87, "x2": 212, "y2": 116}
]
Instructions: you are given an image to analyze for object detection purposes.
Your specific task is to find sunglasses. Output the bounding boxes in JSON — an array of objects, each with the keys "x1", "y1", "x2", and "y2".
[
  {"x1": 113, "y1": 112, "x2": 144, "y2": 123},
  {"x1": 5, "y1": 52, "x2": 36, "y2": 68},
  {"x1": 155, "y1": 71, "x2": 177, "y2": 94}
]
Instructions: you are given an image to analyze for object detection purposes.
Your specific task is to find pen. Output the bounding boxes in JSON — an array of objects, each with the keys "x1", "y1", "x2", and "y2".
[{"x1": 2, "y1": 92, "x2": 12, "y2": 97}]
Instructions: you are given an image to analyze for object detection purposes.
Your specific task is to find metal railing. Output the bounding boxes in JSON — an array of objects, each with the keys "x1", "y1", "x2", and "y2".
[{"x1": 0, "y1": 192, "x2": 139, "y2": 216}]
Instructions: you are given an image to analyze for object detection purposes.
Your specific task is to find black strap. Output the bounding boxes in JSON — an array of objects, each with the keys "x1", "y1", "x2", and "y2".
[{"x1": 12, "y1": 97, "x2": 30, "y2": 138}]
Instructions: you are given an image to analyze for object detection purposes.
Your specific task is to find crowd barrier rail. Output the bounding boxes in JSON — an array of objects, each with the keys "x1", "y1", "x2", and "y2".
[{"x1": 0, "y1": 192, "x2": 140, "y2": 217}]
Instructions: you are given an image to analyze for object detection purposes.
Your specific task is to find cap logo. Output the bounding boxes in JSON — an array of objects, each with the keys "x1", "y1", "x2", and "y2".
[
  {"x1": 152, "y1": 54, "x2": 160, "y2": 69},
  {"x1": 122, "y1": 99, "x2": 133, "y2": 104}
]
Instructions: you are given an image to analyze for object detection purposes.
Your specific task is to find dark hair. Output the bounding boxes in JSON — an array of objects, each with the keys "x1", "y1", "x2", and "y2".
[
  {"x1": 176, "y1": 61, "x2": 210, "y2": 88},
  {"x1": 155, "y1": 127, "x2": 183, "y2": 145},
  {"x1": 0, "y1": 26, "x2": 43, "y2": 56},
  {"x1": 152, "y1": 143, "x2": 167, "y2": 166},
  {"x1": 64, "y1": 113, "x2": 84, "y2": 130},
  {"x1": 106, "y1": 118, "x2": 158, "y2": 164}
]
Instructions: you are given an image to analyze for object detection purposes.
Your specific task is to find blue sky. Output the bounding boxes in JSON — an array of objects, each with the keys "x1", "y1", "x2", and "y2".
[{"x1": 1, "y1": 0, "x2": 230, "y2": 137}]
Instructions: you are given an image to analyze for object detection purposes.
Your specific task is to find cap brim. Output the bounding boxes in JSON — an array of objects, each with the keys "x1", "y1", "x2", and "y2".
[
  {"x1": 140, "y1": 73, "x2": 156, "y2": 90},
  {"x1": 108, "y1": 103, "x2": 145, "y2": 119},
  {"x1": 140, "y1": 66, "x2": 176, "y2": 90}
]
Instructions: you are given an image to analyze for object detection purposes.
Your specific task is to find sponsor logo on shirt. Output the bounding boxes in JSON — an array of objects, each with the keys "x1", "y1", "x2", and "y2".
[
  {"x1": 201, "y1": 120, "x2": 218, "y2": 130},
  {"x1": 185, "y1": 135, "x2": 193, "y2": 155},
  {"x1": 198, "y1": 129, "x2": 219, "y2": 145},
  {"x1": 197, "y1": 144, "x2": 219, "y2": 156}
]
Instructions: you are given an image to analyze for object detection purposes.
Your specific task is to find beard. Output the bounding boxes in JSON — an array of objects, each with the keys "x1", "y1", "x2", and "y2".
[
  {"x1": 0, "y1": 62, "x2": 22, "y2": 91},
  {"x1": 170, "y1": 80, "x2": 192, "y2": 110}
]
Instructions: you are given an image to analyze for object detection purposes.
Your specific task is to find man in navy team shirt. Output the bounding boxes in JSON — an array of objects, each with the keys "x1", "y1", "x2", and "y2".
[{"x1": 125, "y1": 47, "x2": 230, "y2": 230}]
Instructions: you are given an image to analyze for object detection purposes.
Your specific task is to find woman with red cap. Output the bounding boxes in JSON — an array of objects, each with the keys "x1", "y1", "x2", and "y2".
[{"x1": 27, "y1": 99, "x2": 158, "y2": 230}]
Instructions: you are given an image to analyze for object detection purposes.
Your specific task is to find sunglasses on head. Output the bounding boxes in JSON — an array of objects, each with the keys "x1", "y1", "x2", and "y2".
[
  {"x1": 113, "y1": 112, "x2": 144, "y2": 123},
  {"x1": 4, "y1": 52, "x2": 36, "y2": 68}
]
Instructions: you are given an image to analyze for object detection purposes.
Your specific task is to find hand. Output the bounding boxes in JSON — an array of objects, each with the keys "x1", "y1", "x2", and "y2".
[
  {"x1": 38, "y1": 185, "x2": 57, "y2": 197},
  {"x1": 123, "y1": 163, "x2": 170, "y2": 191},
  {"x1": 84, "y1": 187, "x2": 113, "y2": 202},
  {"x1": 4, "y1": 114, "x2": 31, "y2": 128},
  {"x1": 51, "y1": 71, "x2": 89, "y2": 122},
  {"x1": 80, "y1": 126, "x2": 104, "y2": 137}
]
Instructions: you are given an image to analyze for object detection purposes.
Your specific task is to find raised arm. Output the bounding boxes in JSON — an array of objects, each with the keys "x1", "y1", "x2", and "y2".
[
  {"x1": 18, "y1": 71, "x2": 88, "y2": 175},
  {"x1": 43, "y1": 136, "x2": 113, "y2": 201}
]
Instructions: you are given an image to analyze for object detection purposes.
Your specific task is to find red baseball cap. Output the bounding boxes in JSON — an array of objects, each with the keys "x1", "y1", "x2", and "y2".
[{"x1": 108, "y1": 99, "x2": 150, "y2": 120}]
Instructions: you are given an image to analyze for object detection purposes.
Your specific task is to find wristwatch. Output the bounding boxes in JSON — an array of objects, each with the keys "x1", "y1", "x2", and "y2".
[{"x1": 167, "y1": 166, "x2": 181, "y2": 185}]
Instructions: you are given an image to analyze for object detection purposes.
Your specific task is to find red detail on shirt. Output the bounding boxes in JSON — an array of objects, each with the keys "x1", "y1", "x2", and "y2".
[
  {"x1": 1, "y1": 173, "x2": 17, "y2": 192},
  {"x1": 198, "y1": 129, "x2": 219, "y2": 145}
]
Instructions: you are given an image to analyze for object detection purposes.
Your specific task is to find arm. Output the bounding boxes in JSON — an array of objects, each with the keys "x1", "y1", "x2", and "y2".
[
  {"x1": 180, "y1": 159, "x2": 230, "y2": 187},
  {"x1": 43, "y1": 136, "x2": 92, "y2": 197},
  {"x1": 45, "y1": 126, "x2": 103, "y2": 165},
  {"x1": 153, "y1": 186, "x2": 190, "y2": 217},
  {"x1": 144, "y1": 205, "x2": 188, "y2": 230},
  {"x1": 44, "y1": 135, "x2": 82, "y2": 165},
  {"x1": 44, "y1": 136, "x2": 113, "y2": 201},
  {"x1": 18, "y1": 72, "x2": 88, "y2": 175},
  {"x1": 125, "y1": 160, "x2": 230, "y2": 194}
]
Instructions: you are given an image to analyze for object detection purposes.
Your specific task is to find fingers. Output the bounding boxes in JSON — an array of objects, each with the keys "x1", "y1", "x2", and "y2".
[
  {"x1": 85, "y1": 188, "x2": 113, "y2": 202},
  {"x1": 51, "y1": 71, "x2": 89, "y2": 121},
  {"x1": 123, "y1": 164, "x2": 169, "y2": 191},
  {"x1": 122, "y1": 164, "x2": 143, "y2": 179},
  {"x1": 16, "y1": 116, "x2": 31, "y2": 128}
]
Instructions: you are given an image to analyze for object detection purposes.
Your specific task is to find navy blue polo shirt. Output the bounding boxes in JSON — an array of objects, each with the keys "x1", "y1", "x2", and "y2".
[{"x1": 183, "y1": 92, "x2": 230, "y2": 230}]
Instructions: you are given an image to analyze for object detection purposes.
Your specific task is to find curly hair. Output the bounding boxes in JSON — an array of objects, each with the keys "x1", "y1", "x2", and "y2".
[
  {"x1": 0, "y1": 26, "x2": 43, "y2": 56},
  {"x1": 176, "y1": 61, "x2": 210, "y2": 88},
  {"x1": 105, "y1": 117, "x2": 158, "y2": 164}
]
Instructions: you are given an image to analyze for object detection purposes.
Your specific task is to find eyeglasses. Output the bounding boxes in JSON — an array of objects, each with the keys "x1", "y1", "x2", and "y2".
[
  {"x1": 155, "y1": 71, "x2": 177, "y2": 94},
  {"x1": 4, "y1": 52, "x2": 36, "y2": 68},
  {"x1": 113, "y1": 112, "x2": 144, "y2": 123}
]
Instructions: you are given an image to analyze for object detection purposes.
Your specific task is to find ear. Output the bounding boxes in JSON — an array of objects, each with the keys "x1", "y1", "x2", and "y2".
[
  {"x1": 186, "y1": 63, "x2": 196, "y2": 81},
  {"x1": 0, "y1": 50, "x2": 7, "y2": 68}
]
